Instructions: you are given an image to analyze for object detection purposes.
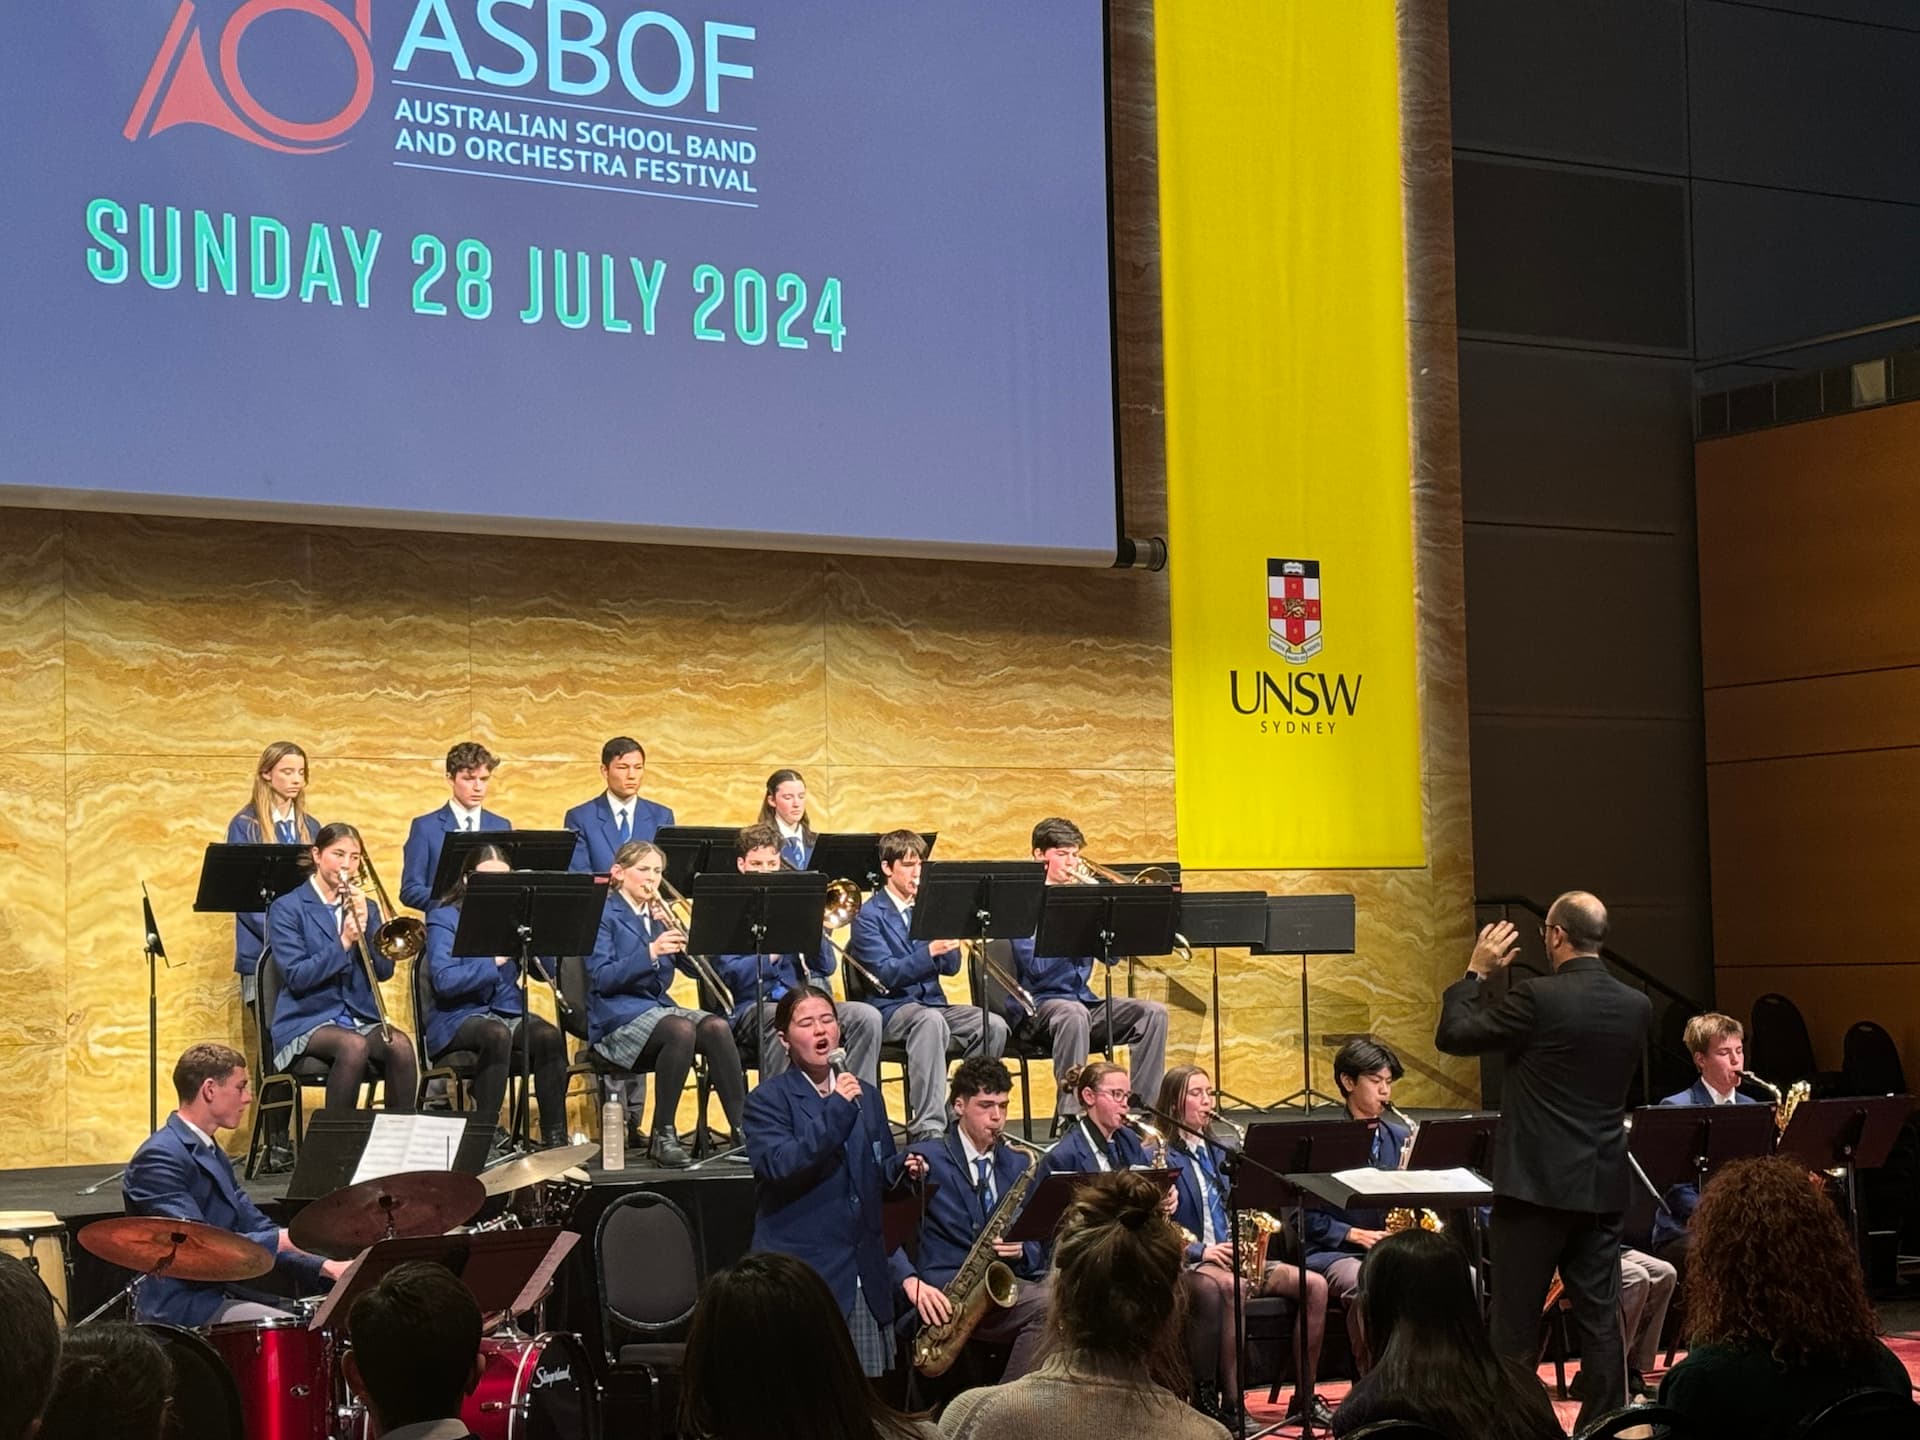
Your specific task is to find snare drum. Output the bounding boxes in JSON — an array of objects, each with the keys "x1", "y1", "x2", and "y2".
[
  {"x1": 207, "y1": 1316, "x2": 334, "y2": 1440},
  {"x1": 0, "y1": 1211, "x2": 69, "y2": 1327},
  {"x1": 464, "y1": 1332, "x2": 595, "y2": 1440}
]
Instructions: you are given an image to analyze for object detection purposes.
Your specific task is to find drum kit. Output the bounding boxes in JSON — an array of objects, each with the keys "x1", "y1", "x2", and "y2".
[{"x1": 51, "y1": 1144, "x2": 604, "y2": 1440}]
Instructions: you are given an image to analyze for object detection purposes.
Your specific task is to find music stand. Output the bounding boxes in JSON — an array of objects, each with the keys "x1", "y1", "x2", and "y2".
[
  {"x1": 1035, "y1": 883, "x2": 1176, "y2": 1069},
  {"x1": 1404, "y1": 1113, "x2": 1502, "y2": 1306},
  {"x1": 1254, "y1": 895, "x2": 1357, "y2": 1111},
  {"x1": 1240, "y1": 1118, "x2": 1374, "y2": 1439},
  {"x1": 285, "y1": 1111, "x2": 491, "y2": 1200},
  {"x1": 912, "y1": 862, "x2": 1045, "y2": 1058},
  {"x1": 455, "y1": 871, "x2": 608, "y2": 1151},
  {"x1": 1002, "y1": 1169, "x2": 1177, "y2": 1243},
  {"x1": 429, "y1": 829, "x2": 576, "y2": 905},
  {"x1": 1176, "y1": 891, "x2": 1271, "y2": 1109},
  {"x1": 809, "y1": 832, "x2": 939, "y2": 892},
  {"x1": 1777, "y1": 1095, "x2": 1914, "y2": 1250},
  {"x1": 308, "y1": 1226, "x2": 576, "y2": 1331},
  {"x1": 688, "y1": 871, "x2": 830, "y2": 1051},
  {"x1": 653, "y1": 826, "x2": 741, "y2": 894},
  {"x1": 1628, "y1": 1103, "x2": 1775, "y2": 1204}
]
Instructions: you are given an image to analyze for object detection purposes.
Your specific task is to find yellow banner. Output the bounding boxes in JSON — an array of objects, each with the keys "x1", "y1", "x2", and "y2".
[{"x1": 1157, "y1": 2, "x2": 1423, "y2": 870}]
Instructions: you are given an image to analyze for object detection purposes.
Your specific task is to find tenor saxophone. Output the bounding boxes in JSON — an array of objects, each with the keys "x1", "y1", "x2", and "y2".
[{"x1": 911, "y1": 1134, "x2": 1043, "y2": 1377}]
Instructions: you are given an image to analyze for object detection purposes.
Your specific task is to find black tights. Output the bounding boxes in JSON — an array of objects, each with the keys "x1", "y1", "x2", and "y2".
[
  {"x1": 447, "y1": 1014, "x2": 568, "y2": 1141},
  {"x1": 634, "y1": 1014, "x2": 747, "y2": 1135},
  {"x1": 1184, "y1": 1259, "x2": 1327, "y2": 1406},
  {"x1": 304, "y1": 1025, "x2": 418, "y2": 1113}
]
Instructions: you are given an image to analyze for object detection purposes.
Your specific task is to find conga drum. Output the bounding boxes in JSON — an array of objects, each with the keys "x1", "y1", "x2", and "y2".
[{"x1": 0, "y1": 1211, "x2": 70, "y2": 1327}]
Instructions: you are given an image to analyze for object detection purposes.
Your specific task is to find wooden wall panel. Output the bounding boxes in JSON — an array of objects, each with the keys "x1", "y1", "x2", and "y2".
[{"x1": 1700, "y1": 400, "x2": 1920, "y2": 1076}]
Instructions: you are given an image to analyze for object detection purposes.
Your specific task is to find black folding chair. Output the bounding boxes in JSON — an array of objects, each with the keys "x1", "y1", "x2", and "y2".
[
  {"x1": 1576, "y1": 1404, "x2": 1708, "y2": 1439},
  {"x1": 596, "y1": 1191, "x2": 703, "y2": 1439},
  {"x1": 1795, "y1": 1385, "x2": 1920, "y2": 1440}
]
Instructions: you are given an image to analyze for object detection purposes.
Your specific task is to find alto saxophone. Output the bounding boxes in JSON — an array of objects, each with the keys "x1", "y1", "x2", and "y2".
[
  {"x1": 912, "y1": 1134, "x2": 1044, "y2": 1377},
  {"x1": 1382, "y1": 1103, "x2": 1443, "y2": 1234}
]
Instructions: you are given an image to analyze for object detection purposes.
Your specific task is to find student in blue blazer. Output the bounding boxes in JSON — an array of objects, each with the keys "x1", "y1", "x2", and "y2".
[
  {"x1": 1011, "y1": 817, "x2": 1170, "y2": 1133},
  {"x1": 122, "y1": 1042, "x2": 343, "y2": 1326},
  {"x1": 1652, "y1": 1012, "x2": 1763, "y2": 1270},
  {"x1": 588, "y1": 839, "x2": 749, "y2": 1167},
  {"x1": 565, "y1": 736, "x2": 675, "y2": 875},
  {"x1": 714, "y1": 824, "x2": 882, "y2": 1084},
  {"x1": 1156, "y1": 1061, "x2": 1331, "y2": 1427},
  {"x1": 1035, "y1": 1060, "x2": 1153, "y2": 1180},
  {"x1": 757, "y1": 767, "x2": 817, "y2": 870},
  {"x1": 846, "y1": 829, "x2": 1007, "y2": 1141},
  {"x1": 903, "y1": 1057, "x2": 1051, "y2": 1380},
  {"x1": 226, "y1": 741, "x2": 323, "y2": 1003},
  {"x1": 422, "y1": 846, "x2": 571, "y2": 1152},
  {"x1": 744, "y1": 990, "x2": 929, "y2": 1378},
  {"x1": 400, "y1": 742, "x2": 512, "y2": 911},
  {"x1": 266, "y1": 823, "x2": 419, "y2": 1113}
]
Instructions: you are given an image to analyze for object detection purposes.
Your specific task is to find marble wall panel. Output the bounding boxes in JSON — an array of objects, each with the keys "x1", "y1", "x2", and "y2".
[
  {"x1": 470, "y1": 536, "x2": 829, "y2": 766},
  {"x1": 0, "y1": 1043, "x2": 69, "y2": 1169},
  {"x1": 0, "y1": 754, "x2": 66, "y2": 1051},
  {"x1": 63, "y1": 514, "x2": 473, "y2": 758},
  {"x1": 824, "y1": 558, "x2": 1172, "y2": 772},
  {"x1": 0, "y1": 509, "x2": 64, "y2": 753}
]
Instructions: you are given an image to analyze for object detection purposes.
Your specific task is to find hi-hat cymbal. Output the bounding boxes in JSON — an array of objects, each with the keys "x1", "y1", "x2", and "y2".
[
  {"x1": 288, "y1": 1170, "x2": 486, "y2": 1260},
  {"x1": 79, "y1": 1216, "x2": 275, "y2": 1283},
  {"x1": 479, "y1": 1143, "x2": 600, "y2": 1197}
]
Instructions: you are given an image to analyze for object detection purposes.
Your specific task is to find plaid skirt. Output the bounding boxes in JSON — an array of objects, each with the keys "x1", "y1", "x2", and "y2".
[{"x1": 592, "y1": 1003, "x2": 706, "y2": 1070}]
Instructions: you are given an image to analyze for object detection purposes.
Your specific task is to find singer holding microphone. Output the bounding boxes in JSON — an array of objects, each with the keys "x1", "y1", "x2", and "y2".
[{"x1": 744, "y1": 989, "x2": 930, "y2": 1378}]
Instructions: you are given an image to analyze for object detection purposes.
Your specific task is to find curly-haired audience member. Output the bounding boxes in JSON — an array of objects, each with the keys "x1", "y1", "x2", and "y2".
[
  {"x1": 1331, "y1": 1228, "x2": 1560, "y2": 1440},
  {"x1": 939, "y1": 1170, "x2": 1228, "y2": 1440},
  {"x1": 1660, "y1": 1156, "x2": 1911, "y2": 1438}
]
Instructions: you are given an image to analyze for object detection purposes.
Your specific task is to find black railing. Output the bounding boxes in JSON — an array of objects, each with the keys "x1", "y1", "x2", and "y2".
[{"x1": 1473, "y1": 894, "x2": 1706, "y2": 1106}]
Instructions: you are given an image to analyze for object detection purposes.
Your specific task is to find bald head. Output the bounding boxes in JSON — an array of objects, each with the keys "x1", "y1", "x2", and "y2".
[{"x1": 1545, "y1": 891, "x2": 1608, "y2": 958}]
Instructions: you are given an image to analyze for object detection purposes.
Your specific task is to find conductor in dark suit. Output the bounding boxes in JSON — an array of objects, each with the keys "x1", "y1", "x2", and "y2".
[
  {"x1": 344, "y1": 1262, "x2": 487, "y2": 1440},
  {"x1": 1435, "y1": 892, "x2": 1651, "y2": 1430}
]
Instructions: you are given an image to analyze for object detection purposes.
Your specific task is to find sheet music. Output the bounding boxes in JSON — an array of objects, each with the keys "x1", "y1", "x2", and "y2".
[
  {"x1": 350, "y1": 1114, "x2": 468, "y2": 1184},
  {"x1": 1330, "y1": 1165, "x2": 1490, "y2": 1197}
]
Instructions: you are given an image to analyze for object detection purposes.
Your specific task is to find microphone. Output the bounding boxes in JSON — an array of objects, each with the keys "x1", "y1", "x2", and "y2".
[{"x1": 827, "y1": 1046, "x2": 858, "y2": 1108}]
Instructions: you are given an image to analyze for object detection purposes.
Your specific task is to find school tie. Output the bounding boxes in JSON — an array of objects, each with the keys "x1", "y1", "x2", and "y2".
[
  {"x1": 616, "y1": 808, "x2": 632, "y2": 844},
  {"x1": 463, "y1": 815, "x2": 474, "y2": 831},
  {"x1": 782, "y1": 836, "x2": 804, "y2": 869},
  {"x1": 976, "y1": 1156, "x2": 996, "y2": 1208},
  {"x1": 275, "y1": 819, "x2": 295, "y2": 844}
]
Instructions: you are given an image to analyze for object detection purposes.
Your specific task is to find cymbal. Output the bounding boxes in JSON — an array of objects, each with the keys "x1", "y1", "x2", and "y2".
[
  {"x1": 79, "y1": 1216, "x2": 275, "y2": 1282},
  {"x1": 479, "y1": 1142, "x2": 600, "y2": 1197},
  {"x1": 288, "y1": 1170, "x2": 486, "y2": 1260}
]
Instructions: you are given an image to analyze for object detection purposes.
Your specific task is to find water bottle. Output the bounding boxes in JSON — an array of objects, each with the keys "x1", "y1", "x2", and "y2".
[{"x1": 601, "y1": 1099, "x2": 625, "y2": 1171}]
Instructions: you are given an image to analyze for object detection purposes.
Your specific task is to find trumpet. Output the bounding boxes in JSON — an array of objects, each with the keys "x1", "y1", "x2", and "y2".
[
  {"x1": 339, "y1": 855, "x2": 420, "y2": 1042},
  {"x1": 967, "y1": 940, "x2": 1038, "y2": 1019},
  {"x1": 1065, "y1": 855, "x2": 1193, "y2": 962},
  {"x1": 650, "y1": 877, "x2": 736, "y2": 1015},
  {"x1": 822, "y1": 877, "x2": 891, "y2": 997}
]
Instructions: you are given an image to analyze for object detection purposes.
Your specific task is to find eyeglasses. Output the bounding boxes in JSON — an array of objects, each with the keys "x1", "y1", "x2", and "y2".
[{"x1": 1094, "y1": 1087, "x2": 1131, "y2": 1100}]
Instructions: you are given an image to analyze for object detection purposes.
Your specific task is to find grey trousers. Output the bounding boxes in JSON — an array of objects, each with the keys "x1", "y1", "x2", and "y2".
[
  {"x1": 882, "y1": 1002, "x2": 1008, "y2": 1138},
  {"x1": 1619, "y1": 1246, "x2": 1676, "y2": 1373},
  {"x1": 1036, "y1": 996, "x2": 1169, "y2": 1113},
  {"x1": 733, "y1": 992, "x2": 883, "y2": 1084}
]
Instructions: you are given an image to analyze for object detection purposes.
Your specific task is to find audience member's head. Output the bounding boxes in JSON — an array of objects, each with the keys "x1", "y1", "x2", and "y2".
[
  {"x1": 0, "y1": 1254, "x2": 60, "y2": 1440},
  {"x1": 1688, "y1": 1155, "x2": 1882, "y2": 1368},
  {"x1": 1349, "y1": 1228, "x2": 1560, "y2": 1440},
  {"x1": 37, "y1": 1324, "x2": 168, "y2": 1440},
  {"x1": 681, "y1": 1252, "x2": 923, "y2": 1440},
  {"x1": 345, "y1": 1263, "x2": 484, "y2": 1435},
  {"x1": 1046, "y1": 1169, "x2": 1188, "y2": 1395}
]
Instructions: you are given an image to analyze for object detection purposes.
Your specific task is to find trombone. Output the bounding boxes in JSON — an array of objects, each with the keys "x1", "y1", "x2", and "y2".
[
  {"x1": 1065, "y1": 855, "x2": 1194, "y2": 962},
  {"x1": 966, "y1": 939, "x2": 1038, "y2": 1019},
  {"x1": 339, "y1": 852, "x2": 422, "y2": 1042},
  {"x1": 823, "y1": 877, "x2": 891, "y2": 996},
  {"x1": 652, "y1": 876, "x2": 736, "y2": 1015}
]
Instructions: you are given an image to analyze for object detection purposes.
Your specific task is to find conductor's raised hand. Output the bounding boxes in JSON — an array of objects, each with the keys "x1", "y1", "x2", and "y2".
[{"x1": 1468, "y1": 920, "x2": 1520, "y2": 978}]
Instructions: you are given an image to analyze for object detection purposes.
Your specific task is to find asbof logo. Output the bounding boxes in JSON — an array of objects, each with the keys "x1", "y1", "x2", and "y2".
[
  {"x1": 1267, "y1": 558, "x2": 1322, "y2": 664},
  {"x1": 125, "y1": 0, "x2": 375, "y2": 154}
]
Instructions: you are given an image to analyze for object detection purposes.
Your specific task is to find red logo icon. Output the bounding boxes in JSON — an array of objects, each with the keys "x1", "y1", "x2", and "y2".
[
  {"x1": 1267, "y1": 558, "x2": 1323, "y2": 664},
  {"x1": 125, "y1": 0, "x2": 374, "y2": 154}
]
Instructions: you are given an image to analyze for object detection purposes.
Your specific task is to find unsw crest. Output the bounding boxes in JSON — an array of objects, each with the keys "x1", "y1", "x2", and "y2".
[{"x1": 1267, "y1": 559, "x2": 1322, "y2": 664}]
